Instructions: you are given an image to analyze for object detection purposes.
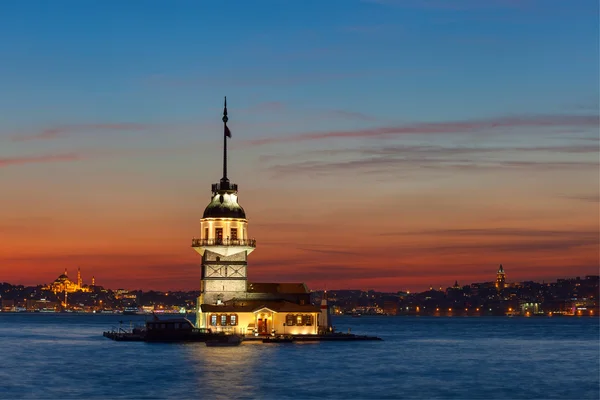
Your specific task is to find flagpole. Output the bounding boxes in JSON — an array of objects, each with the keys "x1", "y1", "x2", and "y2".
[{"x1": 222, "y1": 96, "x2": 228, "y2": 183}]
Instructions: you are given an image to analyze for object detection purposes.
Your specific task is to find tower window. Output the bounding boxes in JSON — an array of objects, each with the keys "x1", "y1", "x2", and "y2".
[
  {"x1": 205, "y1": 228, "x2": 208, "y2": 239},
  {"x1": 215, "y1": 228, "x2": 223, "y2": 243},
  {"x1": 230, "y1": 228, "x2": 238, "y2": 241}
]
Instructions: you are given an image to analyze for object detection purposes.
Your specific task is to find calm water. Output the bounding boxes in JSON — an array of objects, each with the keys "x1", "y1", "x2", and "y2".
[{"x1": 0, "y1": 314, "x2": 598, "y2": 399}]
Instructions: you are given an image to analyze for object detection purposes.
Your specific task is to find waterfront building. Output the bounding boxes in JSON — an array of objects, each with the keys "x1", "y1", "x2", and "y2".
[
  {"x1": 44, "y1": 267, "x2": 92, "y2": 294},
  {"x1": 191, "y1": 98, "x2": 329, "y2": 336}
]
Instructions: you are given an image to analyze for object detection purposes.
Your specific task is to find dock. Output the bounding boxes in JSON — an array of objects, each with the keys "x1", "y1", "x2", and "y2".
[{"x1": 102, "y1": 330, "x2": 382, "y2": 343}]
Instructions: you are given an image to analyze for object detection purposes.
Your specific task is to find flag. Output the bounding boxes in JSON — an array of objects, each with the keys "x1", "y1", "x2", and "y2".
[{"x1": 225, "y1": 124, "x2": 232, "y2": 138}]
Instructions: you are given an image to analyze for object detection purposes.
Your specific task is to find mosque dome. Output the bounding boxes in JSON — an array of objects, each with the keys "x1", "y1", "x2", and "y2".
[
  {"x1": 202, "y1": 191, "x2": 246, "y2": 219},
  {"x1": 56, "y1": 273, "x2": 69, "y2": 282}
]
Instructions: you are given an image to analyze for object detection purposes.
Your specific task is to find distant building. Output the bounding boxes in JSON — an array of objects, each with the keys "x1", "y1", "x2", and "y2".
[
  {"x1": 192, "y1": 99, "x2": 329, "y2": 336},
  {"x1": 44, "y1": 267, "x2": 92, "y2": 294},
  {"x1": 383, "y1": 299, "x2": 398, "y2": 315},
  {"x1": 495, "y1": 264, "x2": 506, "y2": 291}
]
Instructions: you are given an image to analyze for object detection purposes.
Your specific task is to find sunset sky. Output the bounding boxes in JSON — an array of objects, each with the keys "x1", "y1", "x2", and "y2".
[{"x1": 1, "y1": 0, "x2": 598, "y2": 292}]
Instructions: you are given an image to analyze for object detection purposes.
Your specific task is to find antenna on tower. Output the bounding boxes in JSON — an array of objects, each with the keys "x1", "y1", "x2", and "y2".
[{"x1": 222, "y1": 96, "x2": 232, "y2": 183}]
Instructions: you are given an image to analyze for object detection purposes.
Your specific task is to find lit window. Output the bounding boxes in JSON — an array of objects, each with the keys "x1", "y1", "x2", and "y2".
[
  {"x1": 210, "y1": 314, "x2": 217, "y2": 326},
  {"x1": 296, "y1": 315, "x2": 304, "y2": 326},
  {"x1": 286, "y1": 314, "x2": 295, "y2": 326},
  {"x1": 230, "y1": 315, "x2": 237, "y2": 326},
  {"x1": 221, "y1": 314, "x2": 227, "y2": 326},
  {"x1": 304, "y1": 315, "x2": 313, "y2": 326}
]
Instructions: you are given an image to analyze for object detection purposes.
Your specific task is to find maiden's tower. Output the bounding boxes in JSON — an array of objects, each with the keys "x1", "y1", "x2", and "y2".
[{"x1": 191, "y1": 98, "x2": 331, "y2": 336}]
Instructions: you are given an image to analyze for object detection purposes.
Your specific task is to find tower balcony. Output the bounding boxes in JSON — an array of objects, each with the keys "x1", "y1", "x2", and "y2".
[
  {"x1": 191, "y1": 238, "x2": 256, "y2": 257},
  {"x1": 212, "y1": 182, "x2": 238, "y2": 193}
]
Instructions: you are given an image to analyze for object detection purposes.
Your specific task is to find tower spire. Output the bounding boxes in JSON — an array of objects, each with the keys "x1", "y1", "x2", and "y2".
[{"x1": 222, "y1": 96, "x2": 231, "y2": 183}]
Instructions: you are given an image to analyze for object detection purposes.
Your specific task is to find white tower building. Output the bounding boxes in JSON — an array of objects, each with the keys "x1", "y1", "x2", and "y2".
[{"x1": 192, "y1": 98, "x2": 256, "y2": 328}]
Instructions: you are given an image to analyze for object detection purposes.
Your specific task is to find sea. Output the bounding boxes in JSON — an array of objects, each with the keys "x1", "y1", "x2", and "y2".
[{"x1": 0, "y1": 314, "x2": 598, "y2": 400}]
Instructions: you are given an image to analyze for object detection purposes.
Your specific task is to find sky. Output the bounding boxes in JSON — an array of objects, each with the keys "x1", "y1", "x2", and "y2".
[{"x1": 0, "y1": 0, "x2": 598, "y2": 292}]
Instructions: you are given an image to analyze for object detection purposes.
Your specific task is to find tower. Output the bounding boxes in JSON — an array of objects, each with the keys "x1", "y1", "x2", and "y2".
[
  {"x1": 92, "y1": 276, "x2": 95, "y2": 286},
  {"x1": 77, "y1": 267, "x2": 82, "y2": 289},
  {"x1": 192, "y1": 97, "x2": 256, "y2": 328},
  {"x1": 319, "y1": 291, "x2": 332, "y2": 333},
  {"x1": 496, "y1": 264, "x2": 506, "y2": 291}
]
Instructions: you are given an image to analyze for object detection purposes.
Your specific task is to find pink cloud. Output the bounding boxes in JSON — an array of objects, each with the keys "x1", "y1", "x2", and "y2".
[
  {"x1": 11, "y1": 123, "x2": 149, "y2": 142},
  {"x1": 0, "y1": 153, "x2": 82, "y2": 168},
  {"x1": 245, "y1": 114, "x2": 600, "y2": 146}
]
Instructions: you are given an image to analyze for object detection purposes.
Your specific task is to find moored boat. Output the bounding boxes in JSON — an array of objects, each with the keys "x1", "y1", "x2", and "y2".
[{"x1": 145, "y1": 317, "x2": 215, "y2": 342}]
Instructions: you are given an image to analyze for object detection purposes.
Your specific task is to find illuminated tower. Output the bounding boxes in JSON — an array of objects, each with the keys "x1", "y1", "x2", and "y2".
[
  {"x1": 77, "y1": 267, "x2": 82, "y2": 289},
  {"x1": 495, "y1": 264, "x2": 506, "y2": 291},
  {"x1": 192, "y1": 98, "x2": 256, "y2": 328},
  {"x1": 92, "y1": 276, "x2": 95, "y2": 286}
]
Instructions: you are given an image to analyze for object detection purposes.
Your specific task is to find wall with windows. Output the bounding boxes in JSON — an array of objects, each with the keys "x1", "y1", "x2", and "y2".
[
  {"x1": 203, "y1": 312, "x2": 256, "y2": 335},
  {"x1": 274, "y1": 313, "x2": 319, "y2": 335},
  {"x1": 200, "y1": 311, "x2": 320, "y2": 335},
  {"x1": 200, "y1": 218, "x2": 248, "y2": 241}
]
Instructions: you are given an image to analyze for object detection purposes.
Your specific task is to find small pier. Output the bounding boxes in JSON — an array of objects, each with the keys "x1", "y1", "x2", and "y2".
[
  {"x1": 102, "y1": 330, "x2": 382, "y2": 343},
  {"x1": 247, "y1": 333, "x2": 383, "y2": 342}
]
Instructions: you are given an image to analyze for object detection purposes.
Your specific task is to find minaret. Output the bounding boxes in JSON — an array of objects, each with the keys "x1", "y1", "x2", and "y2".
[
  {"x1": 77, "y1": 267, "x2": 82, "y2": 289},
  {"x1": 92, "y1": 276, "x2": 96, "y2": 286},
  {"x1": 192, "y1": 98, "x2": 256, "y2": 328},
  {"x1": 495, "y1": 264, "x2": 506, "y2": 291}
]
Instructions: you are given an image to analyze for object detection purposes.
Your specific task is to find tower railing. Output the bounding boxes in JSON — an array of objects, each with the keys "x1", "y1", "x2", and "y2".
[
  {"x1": 212, "y1": 182, "x2": 238, "y2": 193},
  {"x1": 191, "y1": 238, "x2": 256, "y2": 248}
]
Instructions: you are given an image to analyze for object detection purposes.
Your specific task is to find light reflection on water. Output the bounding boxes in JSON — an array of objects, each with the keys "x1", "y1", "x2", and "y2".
[{"x1": 0, "y1": 314, "x2": 598, "y2": 399}]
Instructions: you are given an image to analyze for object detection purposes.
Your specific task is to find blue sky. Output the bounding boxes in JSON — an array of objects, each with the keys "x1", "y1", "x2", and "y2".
[
  {"x1": 1, "y1": 0, "x2": 598, "y2": 290},
  {"x1": 1, "y1": 0, "x2": 597, "y2": 133}
]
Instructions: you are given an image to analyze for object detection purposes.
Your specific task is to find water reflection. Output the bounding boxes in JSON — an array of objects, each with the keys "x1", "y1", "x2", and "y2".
[{"x1": 185, "y1": 343, "x2": 259, "y2": 398}]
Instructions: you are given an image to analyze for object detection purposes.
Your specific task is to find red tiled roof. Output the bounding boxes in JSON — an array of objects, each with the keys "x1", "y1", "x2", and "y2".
[{"x1": 247, "y1": 282, "x2": 308, "y2": 294}]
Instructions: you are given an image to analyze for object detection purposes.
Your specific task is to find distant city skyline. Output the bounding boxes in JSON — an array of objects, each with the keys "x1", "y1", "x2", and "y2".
[{"x1": 1, "y1": 0, "x2": 598, "y2": 291}]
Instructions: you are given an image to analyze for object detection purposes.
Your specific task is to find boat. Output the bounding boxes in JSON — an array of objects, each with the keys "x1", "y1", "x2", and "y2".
[
  {"x1": 123, "y1": 306, "x2": 140, "y2": 315},
  {"x1": 144, "y1": 317, "x2": 216, "y2": 342},
  {"x1": 206, "y1": 334, "x2": 243, "y2": 347},
  {"x1": 262, "y1": 335, "x2": 294, "y2": 343}
]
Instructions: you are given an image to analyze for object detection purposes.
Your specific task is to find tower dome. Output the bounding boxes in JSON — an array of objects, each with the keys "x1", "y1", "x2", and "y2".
[{"x1": 202, "y1": 190, "x2": 246, "y2": 219}]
